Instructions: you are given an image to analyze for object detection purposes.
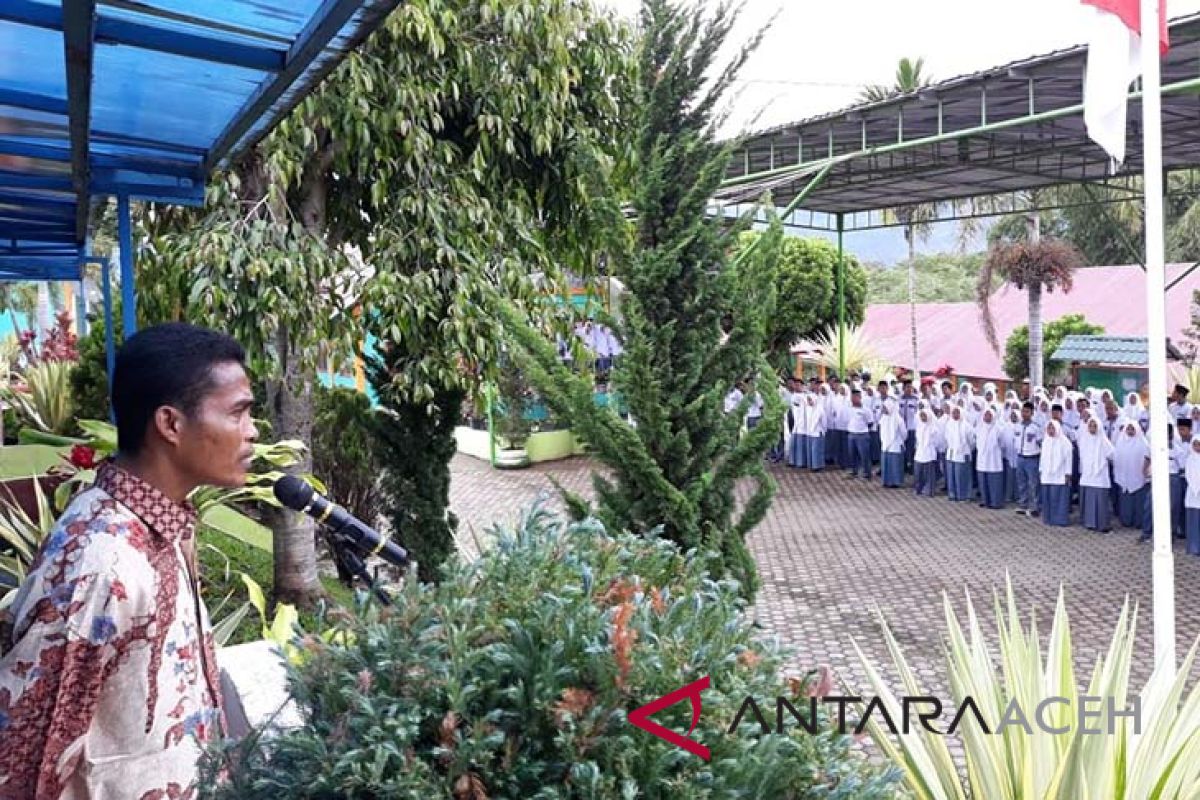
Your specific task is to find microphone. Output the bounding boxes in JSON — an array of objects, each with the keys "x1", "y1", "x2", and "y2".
[{"x1": 273, "y1": 475, "x2": 408, "y2": 568}]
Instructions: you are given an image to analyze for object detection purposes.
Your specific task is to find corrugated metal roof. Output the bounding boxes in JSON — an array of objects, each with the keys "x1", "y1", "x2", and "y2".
[
  {"x1": 0, "y1": 0, "x2": 400, "y2": 279},
  {"x1": 719, "y1": 13, "x2": 1200, "y2": 215},
  {"x1": 859, "y1": 264, "x2": 1200, "y2": 380},
  {"x1": 1053, "y1": 336, "x2": 1148, "y2": 366}
]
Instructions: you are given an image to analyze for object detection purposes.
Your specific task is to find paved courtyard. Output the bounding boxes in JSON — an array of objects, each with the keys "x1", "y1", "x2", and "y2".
[{"x1": 449, "y1": 453, "x2": 1200, "y2": 709}]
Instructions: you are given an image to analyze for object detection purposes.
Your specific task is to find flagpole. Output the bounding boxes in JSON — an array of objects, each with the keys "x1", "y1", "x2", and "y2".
[{"x1": 1141, "y1": 0, "x2": 1175, "y2": 673}]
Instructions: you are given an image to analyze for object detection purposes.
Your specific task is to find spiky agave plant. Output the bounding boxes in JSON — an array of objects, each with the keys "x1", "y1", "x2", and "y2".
[{"x1": 854, "y1": 578, "x2": 1200, "y2": 799}]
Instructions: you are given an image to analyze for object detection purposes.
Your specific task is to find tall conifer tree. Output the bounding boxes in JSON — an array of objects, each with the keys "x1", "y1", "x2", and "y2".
[{"x1": 502, "y1": 0, "x2": 781, "y2": 594}]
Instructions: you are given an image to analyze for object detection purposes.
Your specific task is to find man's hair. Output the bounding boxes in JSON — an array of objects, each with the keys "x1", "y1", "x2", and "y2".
[
  {"x1": 112, "y1": 323, "x2": 247, "y2": 454},
  {"x1": 1179, "y1": 417, "x2": 1193, "y2": 428},
  {"x1": 1022, "y1": 400, "x2": 1035, "y2": 411},
  {"x1": 1176, "y1": 384, "x2": 1189, "y2": 396},
  {"x1": 851, "y1": 388, "x2": 862, "y2": 396}
]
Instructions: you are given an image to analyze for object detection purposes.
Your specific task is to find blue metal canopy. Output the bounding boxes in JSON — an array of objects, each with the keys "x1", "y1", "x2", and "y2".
[{"x1": 0, "y1": 0, "x2": 399, "y2": 280}]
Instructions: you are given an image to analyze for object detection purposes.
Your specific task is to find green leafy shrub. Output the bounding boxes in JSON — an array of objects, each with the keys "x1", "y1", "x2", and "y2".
[
  {"x1": 201, "y1": 506, "x2": 900, "y2": 799},
  {"x1": 69, "y1": 312, "x2": 122, "y2": 423},
  {"x1": 367, "y1": 351, "x2": 463, "y2": 584},
  {"x1": 312, "y1": 386, "x2": 383, "y2": 527}
]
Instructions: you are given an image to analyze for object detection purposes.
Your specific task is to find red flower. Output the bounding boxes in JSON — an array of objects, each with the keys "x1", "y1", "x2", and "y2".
[{"x1": 69, "y1": 445, "x2": 97, "y2": 469}]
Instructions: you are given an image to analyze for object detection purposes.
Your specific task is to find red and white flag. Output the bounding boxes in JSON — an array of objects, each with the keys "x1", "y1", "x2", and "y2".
[{"x1": 1082, "y1": 0, "x2": 1170, "y2": 163}]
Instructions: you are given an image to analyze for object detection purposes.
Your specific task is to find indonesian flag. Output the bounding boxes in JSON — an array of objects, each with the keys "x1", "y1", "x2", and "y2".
[{"x1": 1082, "y1": 0, "x2": 1170, "y2": 163}]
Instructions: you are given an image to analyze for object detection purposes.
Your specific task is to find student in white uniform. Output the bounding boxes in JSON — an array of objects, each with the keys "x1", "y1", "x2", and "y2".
[
  {"x1": 845, "y1": 389, "x2": 874, "y2": 479},
  {"x1": 1078, "y1": 416, "x2": 1115, "y2": 532},
  {"x1": 1185, "y1": 437, "x2": 1200, "y2": 556},
  {"x1": 913, "y1": 401, "x2": 940, "y2": 497},
  {"x1": 1039, "y1": 419, "x2": 1073, "y2": 526},
  {"x1": 803, "y1": 391, "x2": 827, "y2": 471},
  {"x1": 1170, "y1": 417, "x2": 1193, "y2": 538},
  {"x1": 1113, "y1": 418, "x2": 1151, "y2": 531},
  {"x1": 879, "y1": 397, "x2": 907, "y2": 488},
  {"x1": 786, "y1": 388, "x2": 806, "y2": 468},
  {"x1": 1169, "y1": 384, "x2": 1192, "y2": 423},
  {"x1": 774, "y1": 380, "x2": 794, "y2": 463},
  {"x1": 944, "y1": 404, "x2": 975, "y2": 501},
  {"x1": 975, "y1": 406, "x2": 1006, "y2": 509},
  {"x1": 724, "y1": 382, "x2": 744, "y2": 415},
  {"x1": 1002, "y1": 405, "x2": 1021, "y2": 504},
  {"x1": 831, "y1": 384, "x2": 852, "y2": 469},
  {"x1": 1013, "y1": 401, "x2": 1043, "y2": 517}
]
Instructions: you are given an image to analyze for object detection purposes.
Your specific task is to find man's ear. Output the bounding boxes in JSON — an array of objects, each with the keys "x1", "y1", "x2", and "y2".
[{"x1": 152, "y1": 406, "x2": 187, "y2": 448}]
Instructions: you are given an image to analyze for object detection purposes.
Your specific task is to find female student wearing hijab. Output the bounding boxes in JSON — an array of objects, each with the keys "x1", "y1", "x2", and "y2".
[
  {"x1": 1003, "y1": 406, "x2": 1021, "y2": 503},
  {"x1": 944, "y1": 404, "x2": 976, "y2": 501},
  {"x1": 1039, "y1": 419, "x2": 1074, "y2": 526},
  {"x1": 831, "y1": 385, "x2": 852, "y2": 469},
  {"x1": 913, "y1": 402, "x2": 940, "y2": 497},
  {"x1": 786, "y1": 389, "x2": 807, "y2": 468},
  {"x1": 934, "y1": 404, "x2": 950, "y2": 493},
  {"x1": 879, "y1": 397, "x2": 907, "y2": 488},
  {"x1": 1185, "y1": 437, "x2": 1200, "y2": 556},
  {"x1": 1113, "y1": 419, "x2": 1151, "y2": 529},
  {"x1": 1078, "y1": 416, "x2": 1116, "y2": 532},
  {"x1": 975, "y1": 406, "x2": 1006, "y2": 509},
  {"x1": 803, "y1": 391, "x2": 827, "y2": 471}
]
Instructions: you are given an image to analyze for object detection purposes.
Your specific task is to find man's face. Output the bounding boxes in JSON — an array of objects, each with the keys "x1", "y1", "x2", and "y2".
[
  {"x1": 1173, "y1": 389, "x2": 1185, "y2": 403},
  {"x1": 878, "y1": 383, "x2": 889, "y2": 396},
  {"x1": 1021, "y1": 407, "x2": 1033, "y2": 422},
  {"x1": 942, "y1": 385, "x2": 952, "y2": 397},
  {"x1": 1180, "y1": 425, "x2": 1193, "y2": 441},
  {"x1": 1052, "y1": 409, "x2": 1063, "y2": 421},
  {"x1": 173, "y1": 362, "x2": 258, "y2": 489},
  {"x1": 851, "y1": 393, "x2": 862, "y2": 407}
]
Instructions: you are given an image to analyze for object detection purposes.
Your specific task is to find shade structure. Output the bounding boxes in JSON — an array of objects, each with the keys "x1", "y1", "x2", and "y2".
[{"x1": 0, "y1": 0, "x2": 400, "y2": 279}]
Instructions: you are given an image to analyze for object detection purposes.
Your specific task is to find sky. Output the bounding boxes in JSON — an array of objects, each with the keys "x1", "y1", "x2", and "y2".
[
  {"x1": 599, "y1": 0, "x2": 1200, "y2": 263},
  {"x1": 602, "y1": 0, "x2": 1200, "y2": 135}
]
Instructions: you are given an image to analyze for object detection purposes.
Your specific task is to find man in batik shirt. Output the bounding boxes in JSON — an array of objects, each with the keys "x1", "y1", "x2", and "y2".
[{"x1": 0, "y1": 324, "x2": 259, "y2": 799}]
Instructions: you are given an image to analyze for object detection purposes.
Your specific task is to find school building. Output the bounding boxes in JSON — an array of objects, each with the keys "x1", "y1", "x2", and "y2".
[{"x1": 856, "y1": 264, "x2": 1200, "y2": 390}]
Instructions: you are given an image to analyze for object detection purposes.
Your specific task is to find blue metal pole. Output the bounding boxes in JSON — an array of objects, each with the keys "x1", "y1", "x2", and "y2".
[
  {"x1": 117, "y1": 192, "x2": 136, "y2": 336},
  {"x1": 102, "y1": 254, "x2": 114, "y2": 421}
]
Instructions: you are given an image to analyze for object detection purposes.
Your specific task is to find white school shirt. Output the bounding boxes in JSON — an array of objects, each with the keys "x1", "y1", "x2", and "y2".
[
  {"x1": 803, "y1": 399, "x2": 827, "y2": 436},
  {"x1": 1169, "y1": 400, "x2": 1192, "y2": 421},
  {"x1": 1113, "y1": 425, "x2": 1151, "y2": 493},
  {"x1": 746, "y1": 392, "x2": 764, "y2": 420},
  {"x1": 1186, "y1": 447, "x2": 1200, "y2": 509},
  {"x1": 1015, "y1": 420, "x2": 1043, "y2": 457},
  {"x1": 723, "y1": 388, "x2": 744, "y2": 414},
  {"x1": 944, "y1": 415, "x2": 975, "y2": 463},
  {"x1": 845, "y1": 405, "x2": 872, "y2": 434},
  {"x1": 879, "y1": 403, "x2": 907, "y2": 453},
  {"x1": 786, "y1": 395, "x2": 805, "y2": 438},
  {"x1": 914, "y1": 414, "x2": 940, "y2": 463},
  {"x1": 1171, "y1": 435, "x2": 1192, "y2": 475}
]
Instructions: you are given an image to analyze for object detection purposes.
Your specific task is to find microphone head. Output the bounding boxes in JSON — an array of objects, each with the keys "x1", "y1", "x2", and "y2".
[{"x1": 273, "y1": 474, "x2": 315, "y2": 511}]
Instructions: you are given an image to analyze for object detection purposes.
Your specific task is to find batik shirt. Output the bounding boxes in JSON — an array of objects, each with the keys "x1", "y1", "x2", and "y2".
[{"x1": 0, "y1": 462, "x2": 223, "y2": 800}]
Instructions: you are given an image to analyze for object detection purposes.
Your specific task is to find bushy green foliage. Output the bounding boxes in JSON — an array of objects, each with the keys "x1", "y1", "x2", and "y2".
[
  {"x1": 737, "y1": 233, "x2": 867, "y2": 369},
  {"x1": 68, "y1": 313, "x2": 121, "y2": 424},
  {"x1": 367, "y1": 351, "x2": 463, "y2": 583},
  {"x1": 1003, "y1": 314, "x2": 1104, "y2": 383},
  {"x1": 201, "y1": 506, "x2": 900, "y2": 799},
  {"x1": 500, "y1": 0, "x2": 782, "y2": 597},
  {"x1": 312, "y1": 387, "x2": 383, "y2": 527},
  {"x1": 866, "y1": 252, "x2": 990, "y2": 304}
]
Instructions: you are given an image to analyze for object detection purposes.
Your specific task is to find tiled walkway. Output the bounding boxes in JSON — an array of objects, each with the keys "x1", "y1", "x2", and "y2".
[{"x1": 449, "y1": 454, "x2": 1200, "y2": 702}]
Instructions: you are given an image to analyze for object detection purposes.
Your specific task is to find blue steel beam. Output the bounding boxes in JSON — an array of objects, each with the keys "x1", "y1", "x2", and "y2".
[
  {"x1": 63, "y1": 0, "x2": 96, "y2": 242},
  {"x1": 0, "y1": 137, "x2": 203, "y2": 179},
  {"x1": 0, "y1": 170, "x2": 74, "y2": 193},
  {"x1": 0, "y1": 1, "x2": 286, "y2": 72},
  {"x1": 206, "y1": 0, "x2": 371, "y2": 171}
]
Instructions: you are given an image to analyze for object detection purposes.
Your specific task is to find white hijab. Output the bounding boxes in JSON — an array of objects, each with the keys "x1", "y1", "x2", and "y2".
[
  {"x1": 1113, "y1": 417, "x2": 1150, "y2": 492},
  {"x1": 975, "y1": 407, "x2": 1004, "y2": 471},
  {"x1": 944, "y1": 405, "x2": 974, "y2": 461},
  {"x1": 1040, "y1": 419, "x2": 1074, "y2": 481},
  {"x1": 879, "y1": 397, "x2": 905, "y2": 450},
  {"x1": 1077, "y1": 417, "x2": 1114, "y2": 482}
]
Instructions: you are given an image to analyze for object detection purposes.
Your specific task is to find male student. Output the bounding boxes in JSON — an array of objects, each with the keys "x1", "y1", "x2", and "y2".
[
  {"x1": 1014, "y1": 400, "x2": 1043, "y2": 517},
  {"x1": 898, "y1": 379, "x2": 919, "y2": 474},
  {"x1": 845, "y1": 389, "x2": 874, "y2": 480},
  {"x1": 1172, "y1": 417, "x2": 1194, "y2": 539},
  {"x1": 1169, "y1": 384, "x2": 1192, "y2": 422}
]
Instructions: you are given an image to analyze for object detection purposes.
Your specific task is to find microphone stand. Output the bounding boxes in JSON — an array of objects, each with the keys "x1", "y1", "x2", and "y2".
[{"x1": 322, "y1": 527, "x2": 392, "y2": 607}]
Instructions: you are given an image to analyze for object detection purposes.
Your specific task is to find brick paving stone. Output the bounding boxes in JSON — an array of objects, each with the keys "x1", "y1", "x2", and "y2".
[{"x1": 450, "y1": 453, "x2": 1200, "y2": 732}]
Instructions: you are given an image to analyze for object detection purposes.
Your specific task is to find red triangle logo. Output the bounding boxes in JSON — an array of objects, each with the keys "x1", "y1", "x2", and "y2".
[{"x1": 627, "y1": 675, "x2": 711, "y2": 761}]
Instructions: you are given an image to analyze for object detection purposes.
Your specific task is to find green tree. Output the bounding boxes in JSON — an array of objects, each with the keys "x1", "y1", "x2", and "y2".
[
  {"x1": 138, "y1": 0, "x2": 633, "y2": 602},
  {"x1": 736, "y1": 233, "x2": 866, "y2": 371},
  {"x1": 858, "y1": 56, "x2": 929, "y2": 104},
  {"x1": 1003, "y1": 313, "x2": 1105, "y2": 383},
  {"x1": 501, "y1": 0, "x2": 779, "y2": 596},
  {"x1": 865, "y1": 252, "x2": 989, "y2": 303}
]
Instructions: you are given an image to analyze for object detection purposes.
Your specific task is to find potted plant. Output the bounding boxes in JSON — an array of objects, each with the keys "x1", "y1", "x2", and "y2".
[{"x1": 493, "y1": 365, "x2": 533, "y2": 469}]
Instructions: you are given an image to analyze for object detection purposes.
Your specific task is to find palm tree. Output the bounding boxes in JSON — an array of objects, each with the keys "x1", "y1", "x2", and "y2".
[
  {"x1": 858, "y1": 57, "x2": 929, "y2": 104},
  {"x1": 863, "y1": 57, "x2": 936, "y2": 377},
  {"x1": 977, "y1": 226, "x2": 1085, "y2": 388}
]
